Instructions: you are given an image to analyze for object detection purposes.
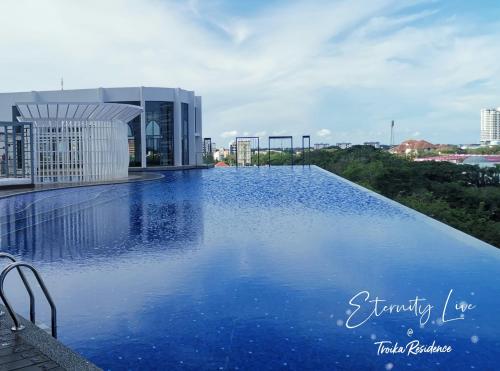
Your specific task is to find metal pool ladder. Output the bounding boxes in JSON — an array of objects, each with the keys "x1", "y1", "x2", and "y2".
[{"x1": 0, "y1": 253, "x2": 57, "y2": 338}]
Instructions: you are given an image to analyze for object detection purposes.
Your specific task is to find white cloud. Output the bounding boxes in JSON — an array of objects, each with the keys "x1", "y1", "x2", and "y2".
[
  {"x1": 317, "y1": 129, "x2": 332, "y2": 138},
  {"x1": 220, "y1": 130, "x2": 238, "y2": 138},
  {"x1": 0, "y1": 0, "x2": 499, "y2": 144}
]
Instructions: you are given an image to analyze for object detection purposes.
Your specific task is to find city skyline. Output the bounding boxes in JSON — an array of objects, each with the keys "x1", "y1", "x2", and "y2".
[{"x1": 1, "y1": 0, "x2": 500, "y2": 144}]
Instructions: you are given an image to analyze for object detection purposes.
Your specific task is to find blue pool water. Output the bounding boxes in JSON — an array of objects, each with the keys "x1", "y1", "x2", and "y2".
[{"x1": 0, "y1": 166, "x2": 499, "y2": 370}]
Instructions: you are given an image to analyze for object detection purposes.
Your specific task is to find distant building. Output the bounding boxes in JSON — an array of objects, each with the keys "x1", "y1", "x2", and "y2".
[
  {"x1": 236, "y1": 140, "x2": 252, "y2": 166},
  {"x1": 314, "y1": 143, "x2": 330, "y2": 150},
  {"x1": 336, "y1": 142, "x2": 352, "y2": 149},
  {"x1": 229, "y1": 141, "x2": 237, "y2": 155},
  {"x1": 214, "y1": 148, "x2": 224, "y2": 161},
  {"x1": 481, "y1": 108, "x2": 500, "y2": 145},
  {"x1": 363, "y1": 141, "x2": 380, "y2": 148},
  {"x1": 415, "y1": 154, "x2": 500, "y2": 165},
  {"x1": 214, "y1": 161, "x2": 229, "y2": 167},
  {"x1": 462, "y1": 156, "x2": 500, "y2": 168},
  {"x1": 203, "y1": 137, "x2": 212, "y2": 155},
  {"x1": 214, "y1": 148, "x2": 230, "y2": 161},
  {"x1": 390, "y1": 139, "x2": 436, "y2": 155},
  {"x1": 460, "y1": 144, "x2": 481, "y2": 150}
]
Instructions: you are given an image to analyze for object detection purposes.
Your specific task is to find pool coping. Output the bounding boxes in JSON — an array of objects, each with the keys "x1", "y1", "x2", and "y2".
[
  {"x1": 0, "y1": 304, "x2": 101, "y2": 370},
  {"x1": 313, "y1": 165, "x2": 499, "y2": 252},
  {"x1": 0, "y1": 172, "x2": 165, "y2": 200}
]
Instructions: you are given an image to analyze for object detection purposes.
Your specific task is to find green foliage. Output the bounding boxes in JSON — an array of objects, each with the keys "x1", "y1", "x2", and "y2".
[
  {"x1": 203, "y1": 153, "x2": 215, "y2": 165},
  {"x1": 306, "y1": 145, "x2": 500, "y2": 248}
]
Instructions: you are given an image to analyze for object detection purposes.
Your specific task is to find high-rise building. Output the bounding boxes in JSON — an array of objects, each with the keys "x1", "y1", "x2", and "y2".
[
  {"x1": 236, "y1": 140, "x2": 251, "y2": 166},
  {"x1": 229, "y1": 141, "x2": 237, "y2": 155},
  {"x1": 203, "y1": 137, "x2": 212, "y2": 155},
  {"x1": 480, "y1": 108, "x2": 500, "y2": 145}
]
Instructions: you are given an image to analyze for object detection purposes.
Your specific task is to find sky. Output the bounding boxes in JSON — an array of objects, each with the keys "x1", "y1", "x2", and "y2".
[{"x1": 1, "y1": 0, "x2": 500, "y2": 146}]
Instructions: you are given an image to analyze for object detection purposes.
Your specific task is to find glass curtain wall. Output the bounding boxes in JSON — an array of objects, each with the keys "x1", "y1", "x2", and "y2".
[
  {"x1": 181, "y1": 103, "x2": 189, "y2": 165},
  {"x1": 146, "y1": 101, "x2": 174, "y2": 166}
]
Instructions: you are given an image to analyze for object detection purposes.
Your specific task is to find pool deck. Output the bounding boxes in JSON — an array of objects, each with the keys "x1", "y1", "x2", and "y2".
[
  {"x1": 0, "y1": 305, "x2": 101, "y2": 370},
  {"x1": 0, "y1": 172, "x2": 164, "y2": 200}
]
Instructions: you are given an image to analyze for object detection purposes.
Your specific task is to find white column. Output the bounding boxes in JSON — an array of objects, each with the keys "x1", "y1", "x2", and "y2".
[
  {"x1": 195, "y1": 96, "x2": 203, "y2": 164},
  {"x1": 140, "y1": 86, "x2": 147, "y2": 168},
  {"x1": 188, "y1": 92, "x2": 196, "y2": 165},
  {"x1": 174, "y1": 88, "x2": 183, "y2": 166}
]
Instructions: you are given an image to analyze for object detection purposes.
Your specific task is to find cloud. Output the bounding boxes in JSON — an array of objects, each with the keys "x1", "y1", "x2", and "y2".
[
  {"x1": 220, "y1": 130, "x2": 238, "y2": 138},
  {"x1": 317, "y1": 129, "x2": 332, "y2": 138},
  {"x1": 0, "y1": 0, "x2": 499, "y2": 144}
]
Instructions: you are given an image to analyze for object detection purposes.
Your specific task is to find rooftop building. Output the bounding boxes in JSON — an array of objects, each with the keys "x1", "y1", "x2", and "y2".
[{"x1": 0, "y1": 87, "x2": 203, "y2": 171}]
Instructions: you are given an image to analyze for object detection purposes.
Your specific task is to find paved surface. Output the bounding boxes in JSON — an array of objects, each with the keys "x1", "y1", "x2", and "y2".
[
  {"x1": 0, "y1": 327, "x2": 62, "y2": 370},
  {"x1": 0, "y1": 307, "x2": 100, "y2": 371}
]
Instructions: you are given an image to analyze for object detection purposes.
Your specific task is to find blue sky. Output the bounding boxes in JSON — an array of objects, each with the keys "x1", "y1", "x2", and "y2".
[{"x1": 1, "y1": 0, "x2": 500, "y2": 145}]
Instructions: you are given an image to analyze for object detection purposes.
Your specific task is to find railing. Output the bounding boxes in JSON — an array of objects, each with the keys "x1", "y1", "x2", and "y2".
[
  {"x1": 0, "y1": 260, "x2": 57, "y2": 338},
  {"x1": 0, "y1": 253, "x2": 35, "y2": 322}
]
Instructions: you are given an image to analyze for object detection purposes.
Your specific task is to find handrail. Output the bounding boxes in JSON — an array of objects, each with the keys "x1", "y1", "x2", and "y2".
[
  {"x1": 0, "y1": 253, "x2": 35, "y2": 322},
  {"x1": 0, "y1": 262, "x2": 57, "y2": 338}
]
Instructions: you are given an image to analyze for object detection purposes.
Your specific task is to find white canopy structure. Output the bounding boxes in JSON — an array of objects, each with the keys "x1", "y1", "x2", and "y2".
[{"x1": 16, "y1": 102, "x2": 142, "y2": 183}]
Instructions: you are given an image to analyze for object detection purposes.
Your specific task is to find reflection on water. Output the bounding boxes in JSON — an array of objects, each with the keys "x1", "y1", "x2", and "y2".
[
  {"x1": 0, "y1": 175, "x2": 204, "y2": 262},
  {"x1": 0, "y1": 167, "x2": 498, "y2": 370}
]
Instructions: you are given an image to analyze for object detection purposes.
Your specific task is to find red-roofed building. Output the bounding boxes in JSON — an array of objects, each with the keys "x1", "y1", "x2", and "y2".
[
  {"x1": 390, "y1": 139, "x2": 437, "y2": 155},
  {"x1": 214, "y1": 161, "x2": 229, "y2": 167}
]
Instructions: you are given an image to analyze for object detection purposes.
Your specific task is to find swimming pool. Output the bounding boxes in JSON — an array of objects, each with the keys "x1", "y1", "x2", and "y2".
[{"x1": 0, "y1": 166, "x2": 499, "y2": 370}]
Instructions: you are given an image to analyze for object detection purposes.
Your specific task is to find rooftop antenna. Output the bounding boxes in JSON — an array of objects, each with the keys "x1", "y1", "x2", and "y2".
[
  {"x1": 390, "y1": 120, "x2": 395, "y2": 146},
  {"x1": 60, "y1": 77, "x2": 64, "y2": 91}
]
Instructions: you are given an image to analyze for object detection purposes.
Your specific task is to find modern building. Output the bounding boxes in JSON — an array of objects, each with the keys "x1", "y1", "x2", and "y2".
[
  {"x1": 480, "y1": 108, "x2": 500, "y2": 145},
  {"x1": 203, "y1": 137, "x2": 212, "y2": 156},
  {"x1": 0, "y1": 87, "x2": 203, "y2": 169}
]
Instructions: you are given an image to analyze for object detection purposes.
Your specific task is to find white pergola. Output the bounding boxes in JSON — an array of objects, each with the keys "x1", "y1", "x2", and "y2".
[{"x1": 16, "y1": 102, "x2": 142, "y2": 183}]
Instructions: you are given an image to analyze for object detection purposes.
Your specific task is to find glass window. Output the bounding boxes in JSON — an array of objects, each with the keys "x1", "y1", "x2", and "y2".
[
  {"x1": 146, "y1": 101, "x2": 174, "y2": 166},
  {"x1": 182, "y1": 103, "x2": 189, "y2": 165},
  {"x1": 146, "y1": 121, "x2": 160, "y2": 136}
]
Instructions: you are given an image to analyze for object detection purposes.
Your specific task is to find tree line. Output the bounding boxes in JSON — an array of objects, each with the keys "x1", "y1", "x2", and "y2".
[{"x1": 304, "y1": 146, "x2": 500, "y2": 248}]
